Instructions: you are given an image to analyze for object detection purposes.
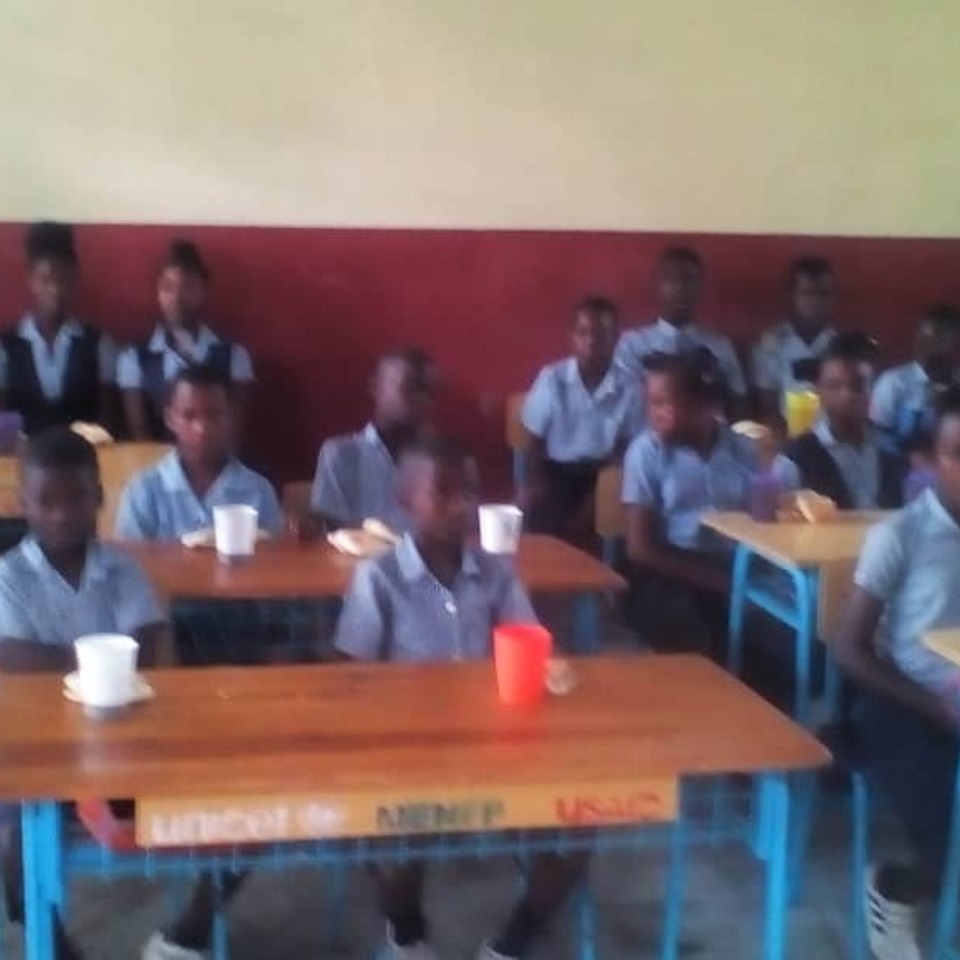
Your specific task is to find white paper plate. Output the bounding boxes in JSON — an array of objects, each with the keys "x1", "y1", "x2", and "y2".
[
  {"x1": 62, "y1": 672, "x2": 155, "y2": 706},
  {"x1": 180, "y1": 528, "x2": 271, "y2": 549}
]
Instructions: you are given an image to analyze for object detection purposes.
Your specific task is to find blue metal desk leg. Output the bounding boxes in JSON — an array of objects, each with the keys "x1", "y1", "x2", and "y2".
[
  {"x1": 571, "y1": 593, "x2": 600, "y2": 655},
  {"x1": 930, "y1": 747, "x2": 960, "y2": 957},
  {"x1": 727, "y1": 545, "x2": 751, "y2": 677},
  {"x1": 21, "y1": 801, "x2": 55, "y2": 960},
  {"x1": 790, "y1": 570, "x2": 817, "y2": 725},
  {"x1": 660, "y1": 786, "x2": 687, "y2": 960},
  {"x1": 757, "y1": 774, "x2": 790, "y2": 960}
]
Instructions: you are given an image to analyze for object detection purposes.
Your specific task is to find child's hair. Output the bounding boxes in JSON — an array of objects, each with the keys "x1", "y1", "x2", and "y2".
[
  {"x1": 24, "y1": 221, "x2": 78, "y2": 268},
  {"x1": 920, "y1": 304, "x2": 960, "y2": 337},
  {"x1": 398, "y1": 434, "x2": 468, "y2": 476},
  {"x1": 936, "y1": 386, "x2": 960, "y2": 433},
  {"x1": 788, "y1": 255, "x2": 834, "y2": 286},
  {"x1": 657, "y1": 246, "x2": 703, "y2": 273},
  {"x1": 23, "y1": 427, "x2": 98, "y2": 476},
  {"x1": 164, "y1": 363, "x2": 235, "y2": 405},
  {"x1": 575, "y1": 295, "x2": 618, "y2": 322},
  {"x1": 377, "y1": 347, "x2": 435, "y2": 374},
  {"x1": 816, "y1": 332, "x2": 879, "y2": 376},
  {"x1": 642, "y1": 348, "x2": 726, "y2": 404},
  {"x1": 164, "y1": 239, "x2": 211, "y2": 281}
]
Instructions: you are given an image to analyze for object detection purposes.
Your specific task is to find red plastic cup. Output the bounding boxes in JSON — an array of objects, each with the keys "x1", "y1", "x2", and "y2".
[{"x1": 494, "y1": 624, "x2": 553, "y2": 706}]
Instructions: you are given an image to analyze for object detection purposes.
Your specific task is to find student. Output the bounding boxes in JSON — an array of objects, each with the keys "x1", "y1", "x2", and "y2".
[
  {"x1": 833, "y1": 389, "x2": 960, "y2": 960},
  {"x1": 335, "y1": 436, "x2": 587, "y2": 960},
  {"x1": 752, "y1": 255, "x2": 838, "y2": 420},
  {"x1": 785, "y1": 334, "x2": 904, "y2": 509},
  {"x1": 310, "y1": 348, "x2": 438, "y2": 533},
  {"x1": 0, "y1": 429, "x2": 167, "y2": 960},
  {"x1": 0, "y1": 221, "x2": 117, "y2": 435},
  {"x1": 870, "y1": 304, "x2": 960, "y2": 454},
  {"x1": 622, "y1": 350, "x2": 797, "y2": 651},
  {"x1": 117, "y1": 240, "x2": 254, "y2": 440},
  {"x1": 115, "y1": 364, "x2": 281, "y2": 539},
  {"x1": 520, "y1": 295, "x2": 643, "y2": 537},
  {"x1": 613, "y1": 246, "x2": 747, "y2": 417}
]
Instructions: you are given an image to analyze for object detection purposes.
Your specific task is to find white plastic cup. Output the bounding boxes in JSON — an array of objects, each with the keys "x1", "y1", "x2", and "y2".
[
  {"x1": 478, "y1": 504, "x2": 524, "y2": 554},
  {"x1": 74, "y1": 634, "x2": 139, "y2": 708},
  {"x1": 213, "y1": 505, "x2": 259, "y2": 562}
]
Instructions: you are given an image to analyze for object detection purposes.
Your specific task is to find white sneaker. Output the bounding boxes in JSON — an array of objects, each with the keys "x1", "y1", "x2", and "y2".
[
  {"x1": 141, "y1": 932, "x2": 206, "y2": 960},
  {"x1": 475, "y1": 943, "x2": 517, "y2": 960},
  {"x1": 387, "y1": 927, "x2": 440, "y2": 960},
  {"x1": 865, "y1": 866, "x2": 922, "y2": 960}
]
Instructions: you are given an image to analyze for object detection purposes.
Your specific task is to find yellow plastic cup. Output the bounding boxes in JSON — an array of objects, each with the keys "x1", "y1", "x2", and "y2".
[{"x1": 784, "y1": 390, "x2": 821, "y2": 437}]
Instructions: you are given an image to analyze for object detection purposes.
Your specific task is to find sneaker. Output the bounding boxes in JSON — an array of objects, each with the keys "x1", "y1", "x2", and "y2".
[
  {"x1": 865, "y1": 865, "x2": 921, "y2": 960},
  {"x1": 476, "y1": 943, "x2": 517, "y2": 960},
  {"x1": 141, "y1": 932, "x2": 205, "y2": 960},
  {"x1": 387, "y1": 927, "x2": 439, "y2": 960}
]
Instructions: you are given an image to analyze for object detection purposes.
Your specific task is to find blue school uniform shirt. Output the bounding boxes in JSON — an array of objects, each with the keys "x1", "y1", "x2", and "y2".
[
  {"x1": 521, "y1": 358, "x2": 644, "y2": 462},
  {"x1": 854, "y1": 489, "x2": 960, "y2": 695},
  {"x1": 311, "y1": 423, "x2": 409, "y2": 532},
  {"x1": 334, "y1": 534, "x2": 537, "y2": 662},
  {"x1": 811, "y1": 419, "x2": 881, "y2": 510},
  {"x1": 751, "y1": 322, "x2": 836, "y2": 404},
  {"x1": 114, "y1": 450, "x2": 283, "y2": 540},
  {"x1": 613, "y1": 318, "x2": 747, "y2": 396},
  {"x1": 0, "y1": 537, "x2": 165, "y2": 645},
  {"x1": 116, "y1": 324, "x2": 254, "y2": 388},
  {"x1": 621, "y1": 425, "x2": 800, "y2": 550},
  {"x1": 870, "y1": 361, "x2": 947, "y2": 447}
]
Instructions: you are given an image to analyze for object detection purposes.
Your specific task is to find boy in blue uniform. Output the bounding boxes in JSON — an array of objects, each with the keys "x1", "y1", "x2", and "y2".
[
  {"x1": 622, "y1": 350, "x2": 797, "y2": 653},
  {"x1": 335, "y1": 436, "x2": 588, "y2": 960},
  {"x1": 835, "y1": 389, "x2": 960, "y2": 960},
  {"x1": 118, "y1": 240, "x2": 254, "y2": 440},
  {"x1": 521, "y1": 296, "x2": 642, "y2": 538},
  {"x1": 786, "y1": 334, "x2": 904, "y2": 509},
  {"x1": 115, "y1": 364, "x2": 282, "y2": 540},
  {"x1": 614, "y1": 247, "x2": 747, "y2": 419},
  {"x1": 0, "y1": 222, "x2": 117, "y2": 435},
  {"x1": 310, "y1": 348, "x2": 438, "y2": 533},
  {"x1": 0, "y1": 429, "x2": 167, "y2": 959},
  {"x1": 870, "y1": 304, "x2": 960, "y2": 455},
  {"x1": 752, "y1": 255, "x2": 838, "y2": 420}
]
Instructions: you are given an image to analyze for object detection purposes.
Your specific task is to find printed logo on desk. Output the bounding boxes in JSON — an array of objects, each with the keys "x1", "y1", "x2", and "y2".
[{"x1": 136, "y1": 778, "x2": 677, "y2": 847}]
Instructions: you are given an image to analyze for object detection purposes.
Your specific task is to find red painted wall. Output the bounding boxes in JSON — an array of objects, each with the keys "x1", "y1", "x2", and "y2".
[{"x1": 1, "y1": 224, "x2": 958, "y2": 490}]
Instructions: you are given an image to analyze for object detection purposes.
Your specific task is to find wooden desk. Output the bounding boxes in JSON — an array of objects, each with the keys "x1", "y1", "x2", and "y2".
[
  {"x1": 0, "y1": 657, "x2": 827, "y2": 960},
  {"x1": 119, "y1": 535, "x2": 625, "y2": 600},
  {"x1": 925, "y1": 629, "x2": 960, "y2": 669}
]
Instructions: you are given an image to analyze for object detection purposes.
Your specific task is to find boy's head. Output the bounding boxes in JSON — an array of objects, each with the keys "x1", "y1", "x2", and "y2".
[
  {"x1": 916, "y1": 305, "x2": 960, "y2": 384},
  {"x1": 788, "y1": 256, "x2": 835, "y2": 332},
  {"x1": 371, "y1": 349, "x2": 437, "y2": 433},
  {"x1": 932, "y1": 388, "x2": 960, "y2": 504},
  {"x1": 20, "y1": 428, "x2": 101, "y2": 554},
  {"x1": 653, "y1": 247, "x2": 703, "y2": 327},
  {"x1": 164, "y1": 364, "x2": 236, "y2": 468},
  {"x1": 815, "y1": 334, "x2": 871, "y2": 432},
  {"x1": 572, "y1": 296, "x2": 619, "y2": 371},
  {"x1": 397, "y1": 436, "x2": 475, "y2": 548},
  {"x1": 24, "y1": 222, "x2": 78, "y2": 323},
  {"x1": 157, "y1": 240, "x2": 210, "y2": 327},
  {"x1": 643, "y1": 348, "x2": 724, "y2": 444}
]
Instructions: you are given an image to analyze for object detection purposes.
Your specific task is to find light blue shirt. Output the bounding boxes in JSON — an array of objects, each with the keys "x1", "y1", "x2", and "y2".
[
  {"x1": 621, "y1": 425, "x2": 800, "y2": 550},
  {"x1": 334, "y1": 534, "x2": 537, "y2": 662},
  {"x1": 870, "y1": 361, "x2": 944, "y2": 443},
  {"x1": 613, "y1": 318, "x2": 747, "y2": 396},
  {"x1": 0, "y1": 317, "x2": 117, "y2": 397},
  {"x1": 116, "y1": 324, "x2": 254, "y2": 388},
  {"x1": 854, "y1": 489, "x2": 960, "y2": 695},
  {"x1": 0, "y1": 538, "x2": 165, "y2": 645},
  {"x1": 810, "y1": 419, "x2": 882, "y2": 509},
  {"x1": 115, "y1": 451, "x2": 282, "y2": 540},
  {"x1": 751, "y1": 322, "x2": 836, "y2": 401},
  {"x1": 521, "y1": 358, "x2": 643, "y2": 462},
  {"x1": 311, "y1": 423, "x2": 409, "y2": 532}
]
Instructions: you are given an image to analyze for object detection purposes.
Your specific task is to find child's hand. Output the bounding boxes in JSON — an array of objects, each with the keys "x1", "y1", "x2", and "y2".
[{"x1": 288, "y1": 513, "x2": 322, "y2": 543}]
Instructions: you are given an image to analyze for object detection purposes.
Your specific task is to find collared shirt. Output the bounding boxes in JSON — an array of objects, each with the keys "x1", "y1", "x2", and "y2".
[
  {"x1": 812, "y1": 419, "x2": 881, "y2": 510},
  {"x1": 0, "y1": 537, "x2": 165, "y2": 646},
  {"x1": 613, "y1": 318, "x2": 747, "y2": 396},
  {"x1": 116, "y1": 324, "x2": 254, "y2": 388},
  {"x1": 854, "y1": 489, "x2": 960, "y2": 695},
  {"x1": 0, "y1": 317, "x2": 117, "y2": 398},
  {"x1": 870, "y1": 361, "x2": 944, "y2": 441},
  {"x1": 751, "y1": 322, "x2": 836, "y2": 401},
  {"x1": 334, "y1": 534, "x2": 537, "y2": 662},
  {"x1": 621, "y1": 425, "x2": 800, "y2": 550},
  {"x1": 114, "y1": 450, "x2": 282, "y2": 540},
  {"x1": 521, "y1": 357, "x2": 644, "y2": 462},
  {"x1": 310, "y1": 423, "x2": 409, "y2": 532}
]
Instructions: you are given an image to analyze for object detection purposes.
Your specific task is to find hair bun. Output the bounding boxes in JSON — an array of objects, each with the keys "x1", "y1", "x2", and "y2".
[
  {"x1": 166, "y1": 239, "x2": 210, "y2": 279},
  {"x1": 24, "y1": 221, "x2": 77, "y2": 265}
]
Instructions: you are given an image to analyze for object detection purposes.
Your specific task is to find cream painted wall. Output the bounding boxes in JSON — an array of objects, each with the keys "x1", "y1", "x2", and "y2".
[{"x1": 1, "y1": 1, "x2": 957, "y2": 235}]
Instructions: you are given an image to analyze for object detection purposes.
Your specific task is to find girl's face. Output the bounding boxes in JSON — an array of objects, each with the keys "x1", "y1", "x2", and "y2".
[
  {"x1": 29, "y1": 258, "x2": 76, "y2": 322},
  {"x1": 645, "y1": 371, "x2": 695, "y2": 442},
  {"x1": 157, "y1": 266, "x2": 206, "y2": 326}
]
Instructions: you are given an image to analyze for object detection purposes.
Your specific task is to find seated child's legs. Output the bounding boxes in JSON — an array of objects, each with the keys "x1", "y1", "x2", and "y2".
[
  {"x1": 629, "y1": 572, "x2": 727, "y2": 657},
  {"x1": 370, "y1": 861, "x2": 427, "y2": 946},
  {"x1": 527, "y1": 461, "x2": 601, "y2": 540},
  {"x1": 160, "y1": 870, "x2": 247, "y2": 952}
]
